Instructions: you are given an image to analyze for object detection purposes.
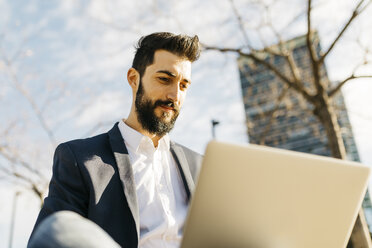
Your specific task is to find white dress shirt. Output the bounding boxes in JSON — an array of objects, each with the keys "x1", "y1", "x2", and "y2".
[{"x1": 118, "y1": 120, "x2": 188, "y2": 248}]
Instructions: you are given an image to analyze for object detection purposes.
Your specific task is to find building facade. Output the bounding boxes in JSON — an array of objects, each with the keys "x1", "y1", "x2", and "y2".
[{"x1": 237, "y1": 33, "x2": 372, "y2": 229}]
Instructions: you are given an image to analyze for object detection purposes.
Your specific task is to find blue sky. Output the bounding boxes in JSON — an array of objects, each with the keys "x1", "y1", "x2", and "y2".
[{"x1": 1, "y1": 0, "x2": 372, "y2": 247}]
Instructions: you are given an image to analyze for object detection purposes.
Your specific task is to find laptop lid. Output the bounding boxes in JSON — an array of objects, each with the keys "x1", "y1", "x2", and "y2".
[{"x1": 181, "y1": 141, "x2": 370, "y2": 248}]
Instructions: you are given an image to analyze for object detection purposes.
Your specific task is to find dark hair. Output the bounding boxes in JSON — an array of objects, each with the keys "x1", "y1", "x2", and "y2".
[{"x1": 132, "y1": 32, "x2": 201, "y2": 77}]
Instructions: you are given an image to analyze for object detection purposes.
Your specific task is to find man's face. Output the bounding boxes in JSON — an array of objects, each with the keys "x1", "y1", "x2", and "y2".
[{"x1": 135, "y1": 50, "x2": 192, "y2": 136}]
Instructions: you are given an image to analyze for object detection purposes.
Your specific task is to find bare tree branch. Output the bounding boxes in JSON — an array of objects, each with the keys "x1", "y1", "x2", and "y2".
[
  {"x1": 0, "y1": 153, "x2": 47, "y2": 201},
  {"x1": 0, "y1": 165, "x2": 35, "y2": 187},
  {"x1": 260, "y1": 8, "x2": 305, "y2": 88},
  {"x1": 319, "y1": 0, "x2": 371, "y2": 64},
  {"x1": 1, "y1": 56, "x2": 57, "y2": 146},
  {"x1": 259, "y1": 85, "x2": 289, "y2": 145},
  {"x1": 203, "y1": 45, "x2": 314, "y2": 103},
  {"x1": 306, "y1": 0, "x2": 324, "y2": 96},
  {"x1": 228, "y1": 0, "x2": 254, "y2": 50},
  {"x1": 231, "y1": 0, "x2": 301, "y2": 89},
  {"x1": 39, "y1": 81, "x2": 67, "y2": 114},
  {"x1": 0, "y1": 148, "x2": 48, "y2": 181},
  {"x1": 286, "y1": 52, "x2": 303, "y2": 84},
  {"x1": 0, "y1": 119, "x2": 18, "y2": 137},
  {"x1": 306, "y1": 0, "x2": 313, "y2": 56},
  {"x1": 329, "y1": 74, "x2": 372, "y2": 97}
]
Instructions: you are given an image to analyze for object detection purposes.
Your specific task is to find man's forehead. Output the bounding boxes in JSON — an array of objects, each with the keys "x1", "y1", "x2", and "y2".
[
  {"x1": 140, "y1": 50, "x2": 192, "y2": 83},
  {"x1": 150, "y1": 50, "x2": 192, "y2": 76}
]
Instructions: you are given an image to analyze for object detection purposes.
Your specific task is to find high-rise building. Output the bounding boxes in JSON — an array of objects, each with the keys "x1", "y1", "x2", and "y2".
[{"x1": 237, "y1": 33, "x2": 372, "y2": 229}]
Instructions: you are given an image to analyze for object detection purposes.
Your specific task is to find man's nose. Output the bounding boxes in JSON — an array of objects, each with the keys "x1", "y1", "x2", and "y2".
[{"x1": 166, "y1": 83, "x2": 181, "y2": 103}]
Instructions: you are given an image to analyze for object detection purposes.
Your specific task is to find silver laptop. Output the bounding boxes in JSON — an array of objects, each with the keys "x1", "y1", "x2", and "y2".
[{"x1": 181, "y1": 141, "x2": 370, "y2": 248}]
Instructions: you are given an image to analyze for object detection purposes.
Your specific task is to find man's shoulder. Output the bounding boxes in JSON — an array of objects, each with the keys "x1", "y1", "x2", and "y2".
[
  {"x1": 55, "y1": 126, "x2": 116, "y2": 159},
  {"x1": 61, "y1": 132, "x2": 109, "y2": 150}
]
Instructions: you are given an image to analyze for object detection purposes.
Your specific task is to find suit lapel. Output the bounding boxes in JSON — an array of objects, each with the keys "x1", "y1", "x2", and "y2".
[
  {"x1": 170, "y1": 141, "x2": 195, "y2": 202},
  {"x1": 108, "y1": 123, "x2": 140, "y2": 240},
  {"x1": 107, "y1": 123, "x2": 195, "y2": 240}
]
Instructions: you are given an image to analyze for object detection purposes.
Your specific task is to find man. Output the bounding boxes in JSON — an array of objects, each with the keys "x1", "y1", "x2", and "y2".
[{"x1": 28, "y1": 32, "x2": 203, "y2": 248}]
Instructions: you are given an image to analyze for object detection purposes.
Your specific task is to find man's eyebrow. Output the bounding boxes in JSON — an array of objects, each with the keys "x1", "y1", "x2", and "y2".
[
  {"x1": 157, "y1": 70, "x2": 176, "y2": 77},
  {"x1": 156, "y1": 70, "x2": 191, "y2": 83}
]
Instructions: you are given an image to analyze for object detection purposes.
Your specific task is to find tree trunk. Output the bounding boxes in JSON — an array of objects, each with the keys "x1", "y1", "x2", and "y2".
[
  {"x1": 313, "y1": 93, "x2": 371, "y2": 248},
  {"x1": 312, "y1": 93, "x2": 346, "y2": 160},
  {"x1": 349, "y1": 210, "x2": 372, "y2": 248}
]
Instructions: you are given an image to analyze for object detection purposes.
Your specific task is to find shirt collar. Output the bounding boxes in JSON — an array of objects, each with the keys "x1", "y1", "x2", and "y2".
[
  {"x1": 160, "y1": 132, "x2": 170, "y2": 150},
  {"x1": 118, "y1": 120, "x2": 170, "y2": 152}
]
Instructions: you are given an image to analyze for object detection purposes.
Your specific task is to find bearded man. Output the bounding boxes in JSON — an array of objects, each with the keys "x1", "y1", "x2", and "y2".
[{"x1": 28, "y1": 32, "x2": 202, "y2": 248}]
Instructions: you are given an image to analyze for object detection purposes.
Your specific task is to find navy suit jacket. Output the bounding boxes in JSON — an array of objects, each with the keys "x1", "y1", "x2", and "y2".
[{"x1": 29, "y1": 123, "x2": 203, "y2": 248}]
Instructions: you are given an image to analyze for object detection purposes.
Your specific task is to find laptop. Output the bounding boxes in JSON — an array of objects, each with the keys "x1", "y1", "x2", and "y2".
[{"x1": 180, "y1": 141, "x2": 370, "y2": 248}]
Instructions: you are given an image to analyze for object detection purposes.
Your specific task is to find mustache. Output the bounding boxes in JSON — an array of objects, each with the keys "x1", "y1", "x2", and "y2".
[{"x1": 155, "y1": 100, "x2": 180, "y2": 112}]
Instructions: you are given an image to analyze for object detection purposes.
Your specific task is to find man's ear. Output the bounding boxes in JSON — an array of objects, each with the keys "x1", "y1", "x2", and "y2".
[{"x1": 127, "y1": 68, "x2": 140, "y2": 91}]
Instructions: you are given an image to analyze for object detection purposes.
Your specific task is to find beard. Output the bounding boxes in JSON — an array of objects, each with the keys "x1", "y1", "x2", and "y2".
[{"x1": 135, "y1": 80, "x2": 180, "y2": 136}]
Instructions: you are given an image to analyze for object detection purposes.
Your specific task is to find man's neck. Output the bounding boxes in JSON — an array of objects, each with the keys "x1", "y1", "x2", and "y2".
[{"x1": 123, "y1": 117, "x2": 163, "y2": 148}]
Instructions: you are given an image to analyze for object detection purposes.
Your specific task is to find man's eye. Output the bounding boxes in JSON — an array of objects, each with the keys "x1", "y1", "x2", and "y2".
[
  {"x1": 159, "y1": 77, "x2": 170, "y2": 82},
  {"x1": 180, "y1": 84, "x2": 188, "y2": 90}
]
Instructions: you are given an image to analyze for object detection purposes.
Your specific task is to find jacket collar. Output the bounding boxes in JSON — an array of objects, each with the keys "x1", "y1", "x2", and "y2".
[
  {"x1": 170, "y1": 141, "x2": 195, "y2": 201},
  {"x1": 108, "y1": 123, "x2": 140, "y2": 241},
  {"x1": 107, "y1": 122, "x2": 195, "y2": 241}
]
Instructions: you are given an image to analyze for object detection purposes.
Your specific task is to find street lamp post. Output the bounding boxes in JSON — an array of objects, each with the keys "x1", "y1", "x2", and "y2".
[
  {"x1": 9, "y1": 191, "x2": 21, "y2": 248},
  {"x1": 211, "y1": 119, "x2": 220, "y2": 139}
]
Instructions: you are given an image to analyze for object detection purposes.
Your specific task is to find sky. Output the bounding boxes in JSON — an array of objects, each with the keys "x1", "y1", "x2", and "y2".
[{"x1": 1, "y1": 0, "x2": 372, "y2": 247}]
